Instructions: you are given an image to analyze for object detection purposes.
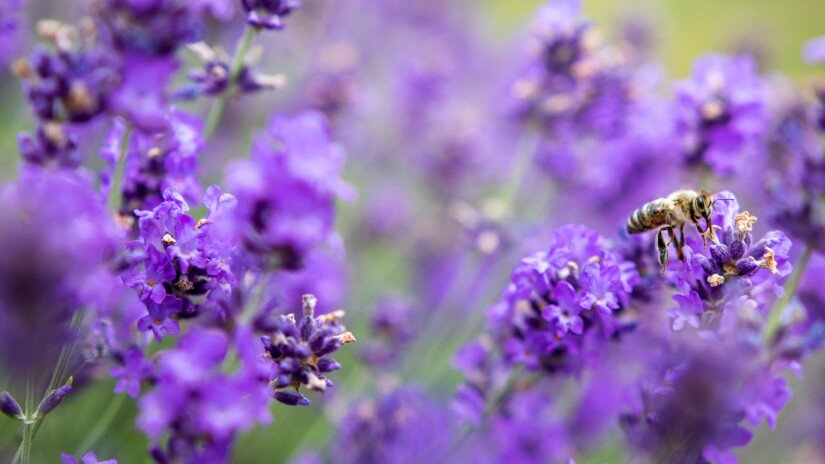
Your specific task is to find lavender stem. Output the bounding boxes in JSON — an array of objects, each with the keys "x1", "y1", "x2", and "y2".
[
  {"x1": 764, "y1": 244, "x2": 814, "y2": 341},
  {"x1": 204, "y1": 26, "x2": 258, "y2": 139}
]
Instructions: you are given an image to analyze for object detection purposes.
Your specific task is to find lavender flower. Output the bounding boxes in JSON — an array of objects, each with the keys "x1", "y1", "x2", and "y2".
[
  {"x1": 259, "y1": 295, "x2": 355, "y2": 406},
  {"x1": 0, "y1": 391, "x2": 24, "y2": 421},
  {"x1": 17, "y1": 123, "x2": 80, "y2": 169},
  {"x1": 241, "y1": 0, "x2": 300, "y2": 30},
  {"x1": 226, "y1": 110, "x2": 353, "y2": 270},
  {"x1": 486, "y1": 224, "x2": 638, "y2": 373},
  {"x1": 180, "y1": 42, "x2": 285, "y2": 99},
  {"x1": 61, "y1": 451, "x2": 118, "y2": 464},
  {"x1": 762, "y1": 101, "x2": 825, "y2": 251},
  {"x1": 674, "y1": 54, "x2": 769, "y2": 176},
  {"x1": 137, "y1": 328, "x2": 271, "y2": 463},
  {"x1": 803, "y1": 35, "x2": 825, "y2": 65},
  {"x1": 13, "y1": 33, "x2": 119, "y2": 124},
  {"x1": 110, "y1": 347, "x2": 155, "y2": 398},
  {"x1": 35, "y1": 382, "x2": 73, "y2": 418},
  {"x1": 122, "y1": 186, "x2": 238, "y2": 338},
  {"x1": 360, "y1": 296, "x2": 418, "y2": 368},
  {"x1": 0, "y1": 0, "x2": 24, "y2": 67},
  {"x1": 0, "y1": 169, "x2": 118, "y2": 373},
  {"x1": 330, "y1": 386, "x2": 452, "y2": 464}
]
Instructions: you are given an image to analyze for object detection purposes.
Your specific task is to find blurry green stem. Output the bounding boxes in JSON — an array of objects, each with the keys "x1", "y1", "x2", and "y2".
[
  {"x1": 204, "y1": 26, "x2": 258, "y2": 139},
  {"x1": 764, "y1": 245, "x2": 813, "y2": 341},
  {"x1": 75, "y1": 393, "x2": 126, "y2": 455},
  {"x1": 107, "y1": 124, "x2": 132, "y2": 213},
  {"x1": 12, "y1": 309, "x2": 85, "y2": 464}
]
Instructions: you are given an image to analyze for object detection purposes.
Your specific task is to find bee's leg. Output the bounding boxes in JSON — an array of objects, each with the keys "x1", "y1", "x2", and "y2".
[
  {"x1": 675, "y1": 224, "x2": 686, "y2": 261},
  {"x1": 657, "y1": 227, "x2": 671, "y2": 276},
  {"x1": 692, "y1": 218, "x2": 708, "y2": 249}
]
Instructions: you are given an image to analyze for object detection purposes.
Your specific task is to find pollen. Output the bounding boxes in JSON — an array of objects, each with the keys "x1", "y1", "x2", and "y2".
[
  {"x1": 707, "y1": 274, "x2": 725, "y2": 287},
  {"x1": 761, "y1": 247, "x2": 779, "y2": 274},
  {"x1": 734, "y1": 211, "x2": 757, "y2": 236}
]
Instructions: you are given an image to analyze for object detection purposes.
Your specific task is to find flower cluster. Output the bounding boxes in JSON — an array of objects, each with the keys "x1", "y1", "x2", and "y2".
[
  {"x1": 674, "y1": 54, "x2": 769, "y2": 176},
  {"x1": 487, "y1": 224, "x2": 638, "y2": 373},
  {"x1": 227, "y1": 110, "x2": 354, "y2": 270},
  {"x1": 241, "y1": 0, "x2": 300, "y2": 30},
  {"x1": 259, "y1": 294, "x2": 355, "y2": 406},
  {"x1": 137, "y1": 328, "x2": 271, "y2": 463},
  {"x1": 122, "y1": 186, "x2": 237, "y2": 340}
]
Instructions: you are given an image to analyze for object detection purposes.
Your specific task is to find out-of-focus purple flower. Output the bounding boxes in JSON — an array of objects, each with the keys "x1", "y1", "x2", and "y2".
[
  {"x1": 0, "y1": 169, "x2": 118, "y2": 374},
  {"x1": 241, "y1": 0, "x2": 300, "y2": 30},
  {"x1": 668, "y1": 290, "x2": 703, "y2": 331},
  {"x1": 264, "y1": 247, "x2": 348, "y2": 316},
  {"x1": 61, "y1": 451, "x2": 118, "y2": 464},
  {"x1": 108, "y1": 55, "x2": 179, "y2": 131},
  {"x1": 105, "y1": 110, "x2": 205, "y2": 214},
  {"x1": 360, "y1": 296, "x2": 418, "y2": 368},
  {"x1": 137, "y1": 295, "x2": 182, "y2": 342},
  {"x1": 137, "y1": 328, "x2": 271, "y2": 463},
  {"x1": 92, "y1": 0, "x2": 210, "y2": 56},
  {"x1": 226, "y1": 110, "x2": 353, "y2": 270},
  {"x1": 803, "y1": 35, "x2": 825, "y2": 65},
  {"x1": 14, "y1": 40, "x2": 119, "y2": 124},
  {"x1": 0, "y1": 0, "x2": 24, "y2": 67},
  {"x1": 674, "y1": 54, "x2": 768, "y2": 176},
  {"x1": 17, "y1": 123, "x2": 80, "y2": 169},
  {"x1": 259, "y1": 295, "x2": 355, "y2": 406},
  {"x1": 110, "y1": 347, "x2": 155, "y2": 398},
  {"x1": 331, "y1": 386, "x2": 452, "y2": 464},
  {"x1": 762, "y1": 103, "x2": 825, "y2": 252},
  {"x1": 178, "y1": 42, "x2": 284, "y2": 100}
]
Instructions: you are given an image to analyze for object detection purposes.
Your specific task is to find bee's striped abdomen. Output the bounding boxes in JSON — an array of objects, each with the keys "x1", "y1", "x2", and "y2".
[{"x1": 627, "y1": 199, "x2": 669, "y2": 234}]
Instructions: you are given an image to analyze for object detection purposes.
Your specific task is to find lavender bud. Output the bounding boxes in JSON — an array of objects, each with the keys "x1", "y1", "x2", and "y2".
[
  {"x1": 274, "y1": 390, "x2": 311, "y2": 406},
  {"x1": 737, "y1": 256, "x2": 760, "y2": 276},
  {"x1": 316, "y1": 358, "x2": 341, "y2": 373},
  {"x1": 729, "y1": 239, "x2": 746, "y2": 260},
  {"x1": 35, "y1": 384, "x2": 72, "y2": 418},
  {"x1": 0, "y1": 391, "x2": 24, "y2": 421},
  {"x1": 710, "y1": 244, "x2": 731, "y2": 265}
]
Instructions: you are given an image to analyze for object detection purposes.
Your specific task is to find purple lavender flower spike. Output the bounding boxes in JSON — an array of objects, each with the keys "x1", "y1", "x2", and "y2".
[
  {"x1": 674, "y1": 54, "x2": 768, "y2": 176},
  {"x1": 543, "y1": 281, "x2": 584, "y2": 337},
  {"x1": 61, "y1": 451, "x2": 118, "y2": 464},
  {"x1": 668, "y1": 290, "x2": 704, "y2": 331},
  {"x1": 110, "y1": 348, "x2": 155, "y2": 398},
  {"x1": 17, "y1": 123, "x2": 80, "y2": 169},
  {"x1": 137, "y1": 295, "x2": 182, "y2": 342},
  {"x1": 122, "y1": 246, "x2": 176, "y2": 303},
  {"x1": 241, "y1": 0, "x2": 301, "y2": 30},
  {"x1": 180, "y1": 42, "x2": 285, "y2": 100},
  {"x1": 226, "y1": 110, "x2": 353, "y2": 270}
]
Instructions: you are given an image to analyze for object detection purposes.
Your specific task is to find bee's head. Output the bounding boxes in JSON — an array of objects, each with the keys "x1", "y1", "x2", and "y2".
[{"x1": 694, "y1": 190, "x2": 713, "y2": 220}]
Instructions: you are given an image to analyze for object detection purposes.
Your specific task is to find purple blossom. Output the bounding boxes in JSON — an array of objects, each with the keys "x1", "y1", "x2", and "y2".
[
  {"x1": 61, "y1": 451, "x2": 118, "y2": 464},
  {"x1": 542, "y1": 281, "x2": 584, "y2": 337},
  {"x1": 137, "y1": 328, "x2": 271, "y2": 463},
  {"x1": 241, "y1": 0, "x2": 300, "y2": 30},
  {"x1": 674, "y1": 54, "x2": 768, "y2": 176},
  {"x1": 110, "y1": 348, "x2": 155, "y2": 398},
  {"x1": 0, "y1": 391, "x2": 23, "y2": 421},
  {"x1": 0, "y1": 169, "x2": 118, "y2": 373},
  {"x1": 137, "y1": 295, "x2": 182, "y2": 342},
  {"x1": 35, "y1": 384, "x2": 72, "y2": 417},
  {"x1": 259, "y1": 295, "x2": 355, "y2": 405},
  {"x1": 122, "y1": 246, "x2": 175, "y2": 303},
  {"x1": 226, "y1": 110, "x2": 353, "y2": 270},
  {"x1": 668, "y1": 290, "x2": 703, "y2": 331},
  {"x1": 179, "y1": 42, "x2": 284, "y2": 99}
]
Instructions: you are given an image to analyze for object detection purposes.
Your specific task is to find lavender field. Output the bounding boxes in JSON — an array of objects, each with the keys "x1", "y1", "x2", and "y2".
[{"x1": 1, "y1": 0, "x2": 825, "y2": 463}]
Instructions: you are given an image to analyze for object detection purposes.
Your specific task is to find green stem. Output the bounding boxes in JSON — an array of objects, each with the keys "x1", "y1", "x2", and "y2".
[
  {"x1": 764, "y1": 245, "x2": 814, "y2": 341},
  {"x1": 107, "y1": 124, "x2": 133, "y2": 213},
  {"x1": 74, "y1": 393, "x2": 126, "y2": 455},
  {"x1": 204, "y1": 26, "x2": 258, "y2": 139}
]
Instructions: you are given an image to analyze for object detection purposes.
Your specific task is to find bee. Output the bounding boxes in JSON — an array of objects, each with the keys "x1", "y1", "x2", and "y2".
[{"x1": 626, "y1": 189, "x2": 721, "y2": 275}]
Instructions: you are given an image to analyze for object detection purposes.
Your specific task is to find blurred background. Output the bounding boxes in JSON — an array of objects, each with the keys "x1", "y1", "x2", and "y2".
[{"x1": 1, "y1": 0, "x2": 824, "y2": 462}]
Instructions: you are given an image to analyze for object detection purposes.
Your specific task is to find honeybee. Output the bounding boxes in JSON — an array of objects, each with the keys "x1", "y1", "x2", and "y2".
[{"x1": 626, "y1": 190, "x2": 721, "y2": 275}]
